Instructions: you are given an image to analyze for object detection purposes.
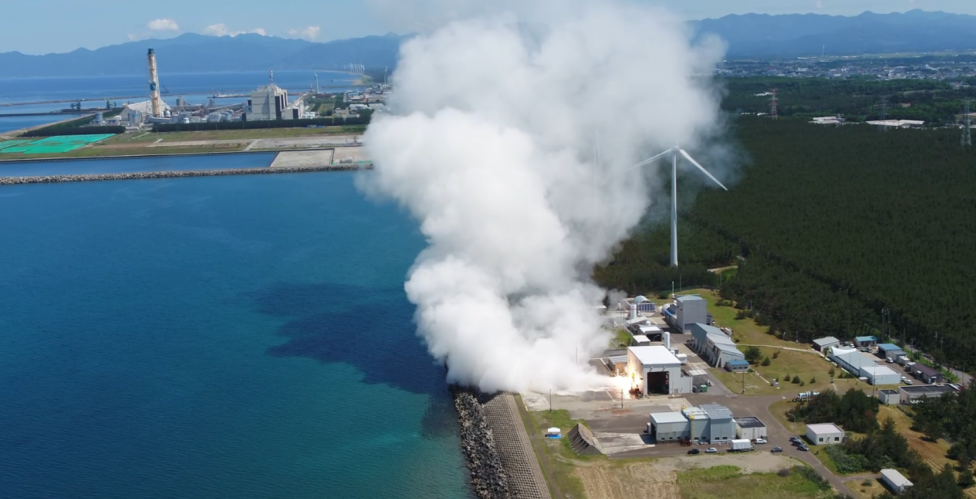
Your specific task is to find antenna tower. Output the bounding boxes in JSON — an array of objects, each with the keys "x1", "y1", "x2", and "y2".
[
  {"x1": 881, "y1": 96, "x2": 888, "y2": 132},
  {"x1": 770, "y1": 88, "x2": 779, "y2": 120},
  {"x1": 963, "y1": 99, "x2": 972, "y2": 147}
]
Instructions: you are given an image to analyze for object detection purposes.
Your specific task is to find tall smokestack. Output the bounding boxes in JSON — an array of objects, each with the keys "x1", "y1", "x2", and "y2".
[{"x1": 147, "y1": 49, "x2": 161, "y2": 118}]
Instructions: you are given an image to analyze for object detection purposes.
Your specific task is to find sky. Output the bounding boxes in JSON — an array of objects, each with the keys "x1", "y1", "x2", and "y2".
[{"x1": 2, "y1": 0, "x2": 975, "y2": 54}]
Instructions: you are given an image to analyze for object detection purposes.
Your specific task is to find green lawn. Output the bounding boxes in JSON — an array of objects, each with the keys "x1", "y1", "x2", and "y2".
[
  {"x1": 677, "y1": 465, "x2": 836, "y2": 499},
  {"x1": 515, "y1": 402, "x2": 596, "y2": 499}
]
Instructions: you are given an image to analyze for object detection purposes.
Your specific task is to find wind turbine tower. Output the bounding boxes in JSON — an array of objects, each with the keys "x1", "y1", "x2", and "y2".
[
  {"x1": 963, "y1": 99, "x2": 972, "y2": 147},
  {"x1": 631, "y1": 147, "x2": 728, "y2": 266},
  {"x1": 147, "y1": 49, "x2": 162, "y2": 118}
]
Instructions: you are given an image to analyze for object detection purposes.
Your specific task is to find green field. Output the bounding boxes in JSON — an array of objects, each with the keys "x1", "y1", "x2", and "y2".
[{"x1": 677, "y1": 465, "x2": 836, "y2": 499}]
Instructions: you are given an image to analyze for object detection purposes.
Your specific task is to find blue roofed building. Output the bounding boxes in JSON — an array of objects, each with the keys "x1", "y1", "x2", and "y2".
[
  {"x1": 726, "y1": 359, "x2": 750, "y2": 372},
  {"x1": 855, "y1": 336, "x2": 878, "y2": 347}
]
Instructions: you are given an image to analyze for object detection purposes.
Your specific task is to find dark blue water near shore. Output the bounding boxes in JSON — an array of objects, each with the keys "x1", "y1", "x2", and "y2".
[
  {"x1": 0, "y1": 152, "x2": 276, "y2": 176},
  {"x1": 0, "y1": 171, "x2": 469, "y2": 498}
]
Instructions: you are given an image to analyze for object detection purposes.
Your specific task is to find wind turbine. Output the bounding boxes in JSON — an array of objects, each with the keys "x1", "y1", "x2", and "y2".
[{"x1": 631, "y1": 146, "x2": 728, "y2": 267}]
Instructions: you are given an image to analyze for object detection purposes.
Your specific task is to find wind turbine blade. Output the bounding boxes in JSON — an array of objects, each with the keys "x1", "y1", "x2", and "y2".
[
  {"x1": 626, "y1": 148, "x2": 672, "y2": 171},
  {"x1": 678, "y1": 149, "x2": 728, "y2": 191}
]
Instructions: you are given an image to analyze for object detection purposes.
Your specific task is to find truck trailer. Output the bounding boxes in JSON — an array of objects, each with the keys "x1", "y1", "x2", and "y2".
[{"x1": 731, "y1": 439, "x2": 754, "y2": 452}]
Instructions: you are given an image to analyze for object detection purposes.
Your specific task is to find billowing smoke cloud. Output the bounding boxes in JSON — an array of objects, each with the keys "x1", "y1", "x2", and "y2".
[{"x1": 361, "y1": 1, "x2": 727, "y2": 393}]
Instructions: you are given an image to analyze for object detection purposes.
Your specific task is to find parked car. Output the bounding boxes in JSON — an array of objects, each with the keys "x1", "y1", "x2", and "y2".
[
  {"x1": 903, "y1": 378, "x2": 913, "y2": 385},
  {"x1": 789, "y1": 436, "x2": 801, "y2": 444},
  {"x1": 798, "y1": 444, "x2": 809, "y2": 452},
  {"x1": 755, "y1": 438, "x2": 767, "y2": 444},
  {"x1": 771, "y1": 447, "x2": 784, "y2": 453},
  {"x1": 688, "y1": 448, "x2": 700, "y2": 455},
  {"x1": 705, "y1": 447, "x2": 718, "y2": 454}
]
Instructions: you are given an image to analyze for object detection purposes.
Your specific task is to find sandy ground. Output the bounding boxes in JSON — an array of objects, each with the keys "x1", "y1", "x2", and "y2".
[
  {"x1": 333, "y1": 146, "x2": 369, "y2": 162},
  {"x1": 574, "y1": 453, "x2": 801, "y2": 499},
  {"x1": 252, "y1": 135, "x2": 361, "y2": 149}
]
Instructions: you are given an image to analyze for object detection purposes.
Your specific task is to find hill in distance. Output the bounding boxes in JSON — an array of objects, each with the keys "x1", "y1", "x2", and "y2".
[{"x1": 3, "y1": 9, "x2": 976, "y2": 77}]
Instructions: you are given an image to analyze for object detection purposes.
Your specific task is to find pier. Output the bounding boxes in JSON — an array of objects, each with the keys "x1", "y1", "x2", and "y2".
[{"x1": 0, "y1": 164, "x2": 370, "y2": 186}]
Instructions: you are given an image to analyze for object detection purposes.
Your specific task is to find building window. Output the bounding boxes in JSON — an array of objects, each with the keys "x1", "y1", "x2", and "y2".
[{"x1": 819, "y1": 437, "x2": 824, "y2": 442}]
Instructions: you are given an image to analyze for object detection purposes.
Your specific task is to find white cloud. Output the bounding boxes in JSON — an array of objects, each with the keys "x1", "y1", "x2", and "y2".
[
  {"x1": 287, "y1": 26, "x2": 322, "y2": 41},
  {"x1": 203, "y1": 23, "x2": 266, "y2": 37},
  {"x1": 147, "y1": 18, "x2": 180, "y2": 32}
]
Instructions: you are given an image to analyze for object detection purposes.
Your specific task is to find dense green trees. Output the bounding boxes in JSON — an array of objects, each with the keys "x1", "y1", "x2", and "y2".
[
  {"x1": 794, "y1": 389, "x2": 880, "y2": 434},
  {"x1": 914, "y1": 385, "x2": 976, "y2": 461}
]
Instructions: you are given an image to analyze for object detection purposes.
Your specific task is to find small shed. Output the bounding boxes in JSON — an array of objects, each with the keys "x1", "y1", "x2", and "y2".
[
  {"x1": 650, "y1": 412, "x2": 690, "y2": 441},
  {"x1": 855, "y1": 336, "x2": 878, "y2": 347},
  {"x1": 881, "y1": 468, "x2": 913, "y2": 494},
  {"x1": 899, "y1": 385, "x2": 956, "y2": 405},
  {"x1": 631, "y1": 334, "x2": 651, "y2": 346},
  {"x1": 726, "y1": 359, "x2": 750, "y2": 372},
  {"x1": 878, "y1": 389, "x2": 899, "y2": 405},
  {"x1": 813, "y1": 336, "x2": 840, "y2": 352},
  {"x1": 734, "y1": 417, "x2": 767, "y2": 441},
  {"x1": 806, "y1": 423, "x2": 844, "y2": 445}
]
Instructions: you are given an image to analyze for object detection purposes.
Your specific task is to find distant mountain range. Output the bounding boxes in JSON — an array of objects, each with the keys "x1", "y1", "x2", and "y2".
[
  {"x1": 693, "y1": 9, "x2": 976, "y2": 58},
  {"x1": 0, "y1": 33, "x2": 404, "y2": 78},
  {"x1": 2, "y1": 10, "x2": 976, "y2": 78}
]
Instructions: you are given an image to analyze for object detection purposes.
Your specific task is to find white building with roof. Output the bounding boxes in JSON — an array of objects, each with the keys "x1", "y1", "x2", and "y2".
[
  {"x1": 121, "y1": 100, "x2": 171, "y2": 124},
  {"x1": 734, "y1": 417, "x2": 767, "y2": 440},
  {"x1": 860, "y1": 365, "x2": 901, "y2": 385},
  {"x1": 649, "y1": 412, "x2": 690, "y2": 441},
  {"x1": 881, "y1": 469, "x2": 913, "y2": 494},
  {"x1": 626, "y1": 346, "x2": 693, "y2": 396},
  {"x1": 806, "y1": 423, "x2": 844, "y2": 445},
  {"x1": 691, "y1": 323, "x2": 745, "y2": 368},
  {"x1": 813, "y1": 336, "x2": 840, "y2": 352},
  {"x1": 245, "y1": 84, "x2": 305, "y2": 121},
  {"x1": 673, "y1": 295, "x2": 707, "y2": 333}
]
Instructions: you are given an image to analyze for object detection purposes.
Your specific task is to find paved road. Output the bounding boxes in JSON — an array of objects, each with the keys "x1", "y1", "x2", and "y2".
[{"x1": 902, "y1": 344, "x2": 972, "y2": 386}]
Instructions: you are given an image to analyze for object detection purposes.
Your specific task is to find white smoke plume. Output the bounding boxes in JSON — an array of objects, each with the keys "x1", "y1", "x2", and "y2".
[{"x1": 361, "y1": 1, "x2": 727, "y2": 394}]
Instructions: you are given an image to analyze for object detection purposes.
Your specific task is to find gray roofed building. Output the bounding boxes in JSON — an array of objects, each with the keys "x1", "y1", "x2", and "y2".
[{"x1": 813, "y1": 336, "x2": 840, "y2": 352}]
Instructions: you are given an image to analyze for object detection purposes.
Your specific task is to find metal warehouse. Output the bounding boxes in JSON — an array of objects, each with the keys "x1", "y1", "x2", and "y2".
[
  {"x1": 665, "y1": 295, "x2": 707, "y2": 333},
  {"x1": 912, "y1": 364, "x2": 945, "y2": 384},
  {"x1": 899, "y1": 385, "x2": 956, "y2": 405},
  {"x1": 649, "y1": 412, "x2": 690, "y2": 441},
  {"x1": 734, "y1": 417, "x2": 767, "y2": 441},
  {"x1": 881, "y1": 469, "x2": 913, "y2": 494},
  {"x1": 691, "y1": 323, "x2": 745, "y2": 369},
  {"x1": 701, "y1": 404, "x2": 736, "y2": 443},
  {"x1": 878, "y1": 389, "x2": 900, "y2": 405},
  {"x1": 860, "y1": 365, "x2": 901, "y2": 385},
  {"x1": 812, "y1": 336, "x2": 840, "y2": 352},
  {"x1": 806, "y1": 423, "x2": 844, "y2": 445}
]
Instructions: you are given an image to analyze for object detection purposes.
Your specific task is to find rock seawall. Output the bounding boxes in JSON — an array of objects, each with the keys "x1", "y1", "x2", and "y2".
[
  {"x1": 0, "y1": 165, "x2": 371, "y2": 185},
  {"x1": 452, "y1": 387, "x2": 511, "y2": 499}
]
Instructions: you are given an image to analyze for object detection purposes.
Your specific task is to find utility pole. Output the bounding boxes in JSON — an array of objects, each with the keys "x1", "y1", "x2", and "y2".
[{"x1": 963, "y1": 99, "x2": 972, "y2": 147}]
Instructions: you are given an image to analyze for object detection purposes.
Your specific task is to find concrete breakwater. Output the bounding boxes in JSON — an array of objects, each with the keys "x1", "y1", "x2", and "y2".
[
  {"x1": 452, "y1": 387, "x2": 512, "y2": 499},
  {"x1": 0, "y1": 164, "x2": 372, "y2": 185}
]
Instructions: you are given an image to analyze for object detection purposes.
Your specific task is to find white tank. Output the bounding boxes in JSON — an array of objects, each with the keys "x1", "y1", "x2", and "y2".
[
  {"x1": 629, "y1": 303, "x2": 637, "y2": 320},
  {"x1": 664, "y1": 331, "x2": 671, "y2": 350}
]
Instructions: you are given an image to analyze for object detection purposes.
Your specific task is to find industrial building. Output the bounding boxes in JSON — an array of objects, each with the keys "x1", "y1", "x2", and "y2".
[
  {"x1": 855, "y1": 336, "x2": 878, "y2": 347},
  {"x1": 647, "y1": 404, "x2": 737, "y2": 444},
  {"x1": 878, "y1": 389, "x2": 900, "y2": 405},
  {"x1": 806, "y1": 423, "x2": 844, "y2": 445},
  {"x1": 877, "y1": 343, "x2": 906, "y2": 360},
  {"x1": 881, "y1": 469, "x2": 913, "y2": 494},
  {"x1": 691, "y1": 323, "x2": 745, "y2": 369},
  {"x1": 830, "y1": 347, "x2": 890, "y2": 381},
  {"x1": 867, "y1": 119, "x2": 925, "y2": 129},
  {"x1": 734, "y1": 417, "x2": 767, "y2": 441},
  {"x1": 899, "y1": 385, "x2": 956, "y2": 405},
  {"x1": 663, "y1": 295, "x2": 708, "y2": 333},
  {"x1": 912, "y1": 364, "x2": 944, "y2": 384},
  {"x1": 626, "y1": 345, "x2": 692, "y2": 396},
  {"x1": 121, "y1": 100, "x2": 171, "y2": 125},
  {"x1": 245, "y1": 83, "x2": 305, "y2": 121},
  {"x1": 812, "y1": 336, "x2": 840, "y2": 352},
  {"x1": 860, "y1": 365, "x2": 901, "y2": 385}
]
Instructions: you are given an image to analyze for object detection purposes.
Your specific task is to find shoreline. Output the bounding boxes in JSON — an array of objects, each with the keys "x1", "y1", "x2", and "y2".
[
  {"x1": 0, "y1": 149, "x2": 277, "y2": 164},
  {"x1": 0, "y1": 164, "x2": 371, "y2": 185}
]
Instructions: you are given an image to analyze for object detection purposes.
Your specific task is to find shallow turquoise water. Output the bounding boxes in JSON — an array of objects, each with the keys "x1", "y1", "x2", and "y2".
[{"x1": 0, "y1": 170, "x2": 469, "y2": 498}]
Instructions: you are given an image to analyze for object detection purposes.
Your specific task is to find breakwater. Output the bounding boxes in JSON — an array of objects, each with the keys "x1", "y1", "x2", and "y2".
[
  {"x1": 0, "y1": 165, "x2": 371, "y2": 185},
  {"x1": 453, "y1": 387, "x2": 512, "y2": 499}
]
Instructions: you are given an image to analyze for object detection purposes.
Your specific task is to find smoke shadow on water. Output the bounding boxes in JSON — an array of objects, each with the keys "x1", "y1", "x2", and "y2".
[{"x1": 244, "y1": 281, "x2": 458, "y2": 438}]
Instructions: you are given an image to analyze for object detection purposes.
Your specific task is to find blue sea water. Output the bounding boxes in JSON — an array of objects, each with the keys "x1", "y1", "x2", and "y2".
[
  {"x1": 0, "y1": 168, "x2": 470, "y2": 498},
  {"x1": 0, "y1": 153, "x2": 276, "y2": 177}
]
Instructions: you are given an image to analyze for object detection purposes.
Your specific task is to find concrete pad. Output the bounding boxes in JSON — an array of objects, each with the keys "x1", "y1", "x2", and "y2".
[{"x1": 270, "y1": 150, "x2": 335, "y2": 168}]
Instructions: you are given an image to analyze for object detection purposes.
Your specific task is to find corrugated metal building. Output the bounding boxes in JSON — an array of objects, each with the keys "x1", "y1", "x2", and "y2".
[
  {"x1": 855, "y1": 335, "x2": 878, "y2": 347},
  {"x1": 861, "y1": 365, "x2": 901, "y2": 385},
  {"x1": 673, "y1": 295, "x2": 707, "y2": 333},
  {"x1": 806, "y1": 423, "x2": 844, "y2": 445},
  {"x1": 726, "y1": 359, "x2": 750, "y2": 372},
  {"x1": 878, "y1": 389, "x2": 900, "y2": 405},
  {"x1": 813, "y1": 336, "x2": 840, "y2": 352},
  {"x1": 701, "y1": 404, "x2": 736, "y2": 443},
  {"x1": 649, "y1": 412, "x2": 690, "y2": 441},
  {"x1": 691, "y1": 323, "x2": 745, "y2": 369},
  {"x1": 881, "y1": 469, "x2": 913, "y2": 494},
  {"x1": 626, "y1": 346, "x2": 693, "y2": 396},
  {"x1": 913, "y1": 364, "x2": 944, "y2": 384},
  {"x1": 900, "y1": 385, "x2": 955, "y2": 405}
]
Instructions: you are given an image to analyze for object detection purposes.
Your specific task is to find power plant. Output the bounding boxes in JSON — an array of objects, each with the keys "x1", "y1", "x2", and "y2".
[{"x1": 147, "y1": 49, "x2": 162, "y2": 118}]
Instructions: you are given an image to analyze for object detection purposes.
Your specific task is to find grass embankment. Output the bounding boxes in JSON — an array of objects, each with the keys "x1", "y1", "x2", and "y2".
[
  {"x1": 677, "y1": 465, "x2": 836, "y2": 499},
  {"x1": 112, "y1": 125, "x2": 365, "y2": 143},
  {"x1": 514, "y1": 400, "x2": 595, "y2": 499},
  {"x1": 611, "y1": 328, "x2": 631, "y2": 349}
]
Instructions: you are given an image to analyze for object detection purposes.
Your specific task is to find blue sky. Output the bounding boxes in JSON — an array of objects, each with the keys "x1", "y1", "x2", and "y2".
[{"x1": 3, "y1": 0, "x2": 975, "y2": 54}]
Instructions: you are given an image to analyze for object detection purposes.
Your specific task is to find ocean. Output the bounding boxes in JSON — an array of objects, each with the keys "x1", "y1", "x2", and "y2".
[{"x1": 0, "y1": 167, "x2": 470, "y2": 498}]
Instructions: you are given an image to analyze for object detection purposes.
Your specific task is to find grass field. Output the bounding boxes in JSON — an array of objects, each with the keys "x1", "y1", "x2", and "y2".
[
  {"x1": 877, "y1": 405, "x2": 954, "y2": 472},
  {"x1": 517, "y1": 405, "x2": 595, "y2": 499},
  {"x1": 845, "y1": 478, "x2": 886, "y2": 499},
  {"x1": 677, "y1": 465, "x2": 835, "y2": 499}
]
